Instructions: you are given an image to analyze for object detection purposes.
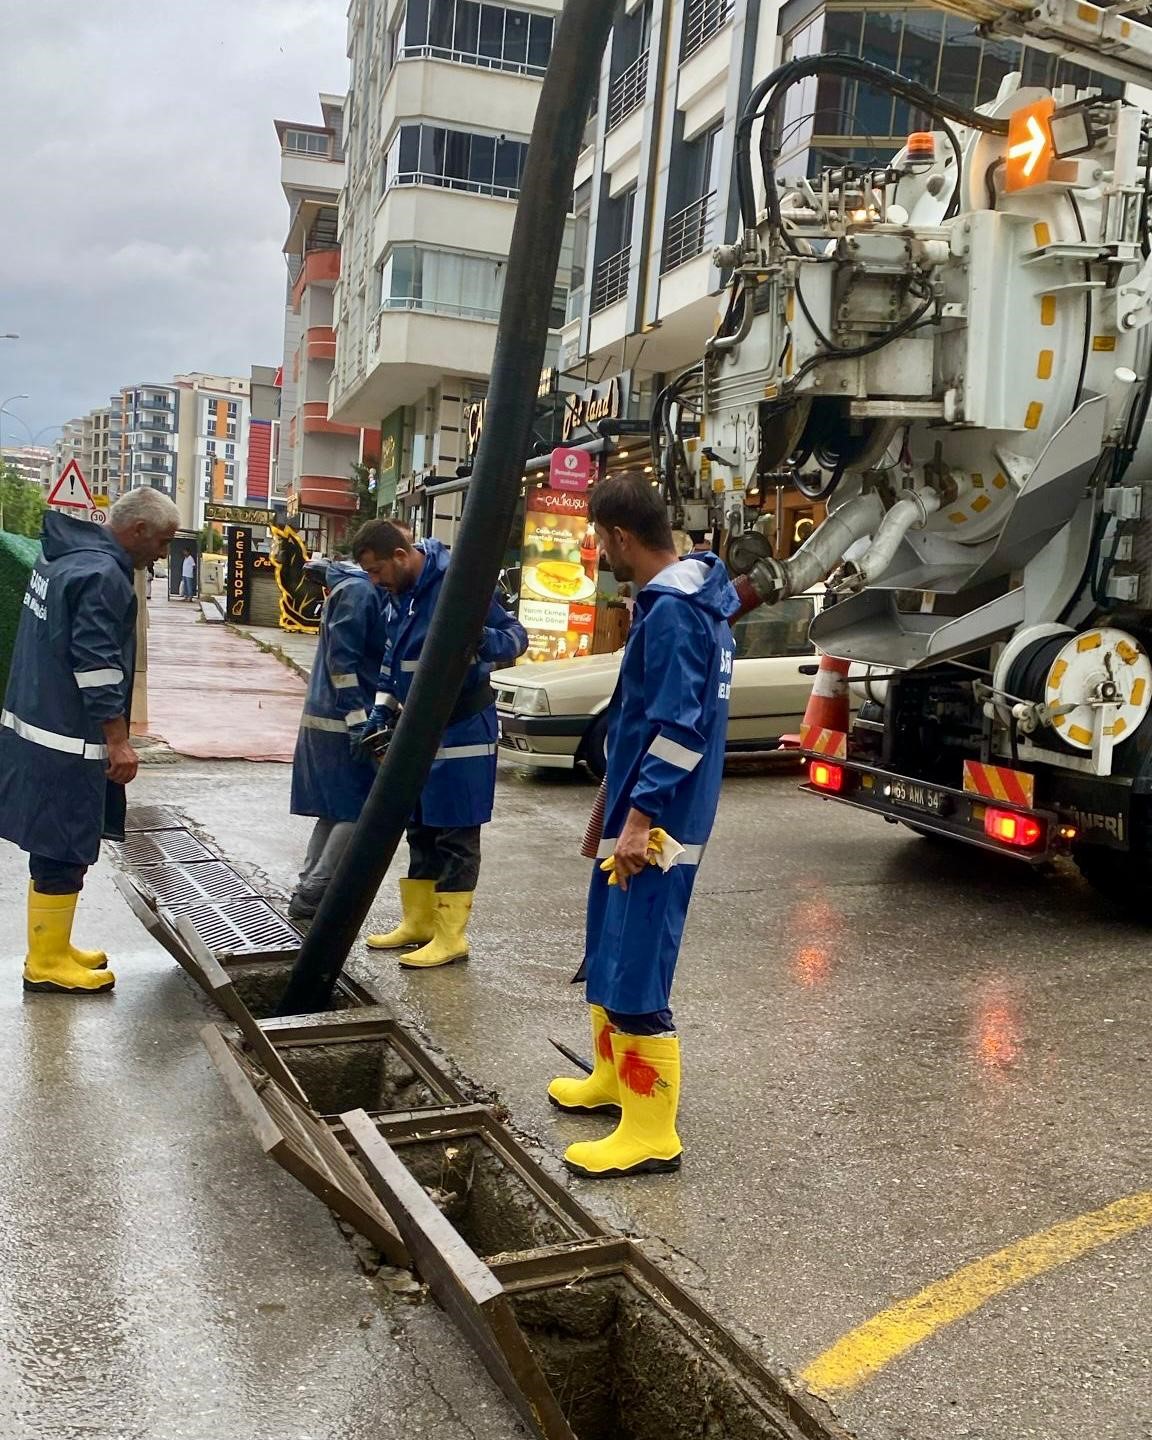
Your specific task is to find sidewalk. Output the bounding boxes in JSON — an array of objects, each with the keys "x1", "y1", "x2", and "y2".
[
  {"x1": 144, "y1": 597, "x2": 306, "y2": 761},
  {"x1": 229, "y1": 621, "x2": 318, "y2": 680}
]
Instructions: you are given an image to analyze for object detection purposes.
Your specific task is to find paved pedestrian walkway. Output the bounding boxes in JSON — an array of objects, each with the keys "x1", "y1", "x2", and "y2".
[
  {"x1": 145, "y1": 597, "x2": 306, "y2": 761},
  {"x1": 229, "y1": 622, "x2": 318, "y2": 680}
]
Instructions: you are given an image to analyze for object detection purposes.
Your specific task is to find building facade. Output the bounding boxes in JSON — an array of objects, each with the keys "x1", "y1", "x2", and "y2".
[
  {"x1": 275, "y1": 95, "x2": 379, "y2": 553},
  {"x1": 1, "y1": 445, "x2": 53, "y2": 489},
  {"x1": 330, "y1": 0, "x2": 566, "y2": 539}
]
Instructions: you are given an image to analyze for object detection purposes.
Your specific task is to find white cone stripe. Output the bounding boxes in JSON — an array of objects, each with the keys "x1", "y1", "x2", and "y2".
[
  {"x1": 648, "y1": 734, "x2": 704, "y2": 771},
  {"x1": 74, "y1": 667, "x2": 124, "y2": 689},
  {"x1": 812, "y1": 671, "x2": 849, "y2": 699}
]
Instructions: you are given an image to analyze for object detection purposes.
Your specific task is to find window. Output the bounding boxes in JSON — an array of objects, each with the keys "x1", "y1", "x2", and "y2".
[
  {"x1": 731, "y1": 597, "x2": 816, "y2": 660},
  {"x1": 225, "y1": 442, "x2": 235, "y2": 459},
  {"x1": 384, "y1": 123, "x2": 528, "y2": 197},
  {"x1": 284, "y1": 128, "x2": 330, "y2": 157},
  {"x1": 206, "y1": 440, "x2": 216, "y2": 456},
  {"x1": 781, "y1": 4, "x2": 1123, "y2": 177},
  {"x1": 227, "y1": 400, "x2": 238, "y2": 417},
  {"x1": 225, "y1": 463, "x2": 236, "y2": 482},
  {"x1": 379, "y1": 245, "x2": 508, "y2": 319},
  {"x1": 398, "y1": 0, "x2": 552, "y2": 75}
]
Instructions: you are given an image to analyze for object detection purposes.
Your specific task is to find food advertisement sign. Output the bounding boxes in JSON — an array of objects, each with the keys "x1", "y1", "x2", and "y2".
[{"x1": 518, "y1": 488, "x2": 598, "y2": 664}]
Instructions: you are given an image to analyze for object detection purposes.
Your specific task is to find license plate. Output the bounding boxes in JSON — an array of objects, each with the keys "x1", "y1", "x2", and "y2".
[{"x1": 888, "y1": 779, "x2": 947, "y2": 814}]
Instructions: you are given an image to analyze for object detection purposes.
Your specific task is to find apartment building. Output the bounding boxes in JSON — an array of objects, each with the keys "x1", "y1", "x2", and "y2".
[
  {"x1": 275, "y1": 95, "x2": 377, "y2": 550},
  {"x1": 1, "y1": 445, "x2": 53, "y2": 489},
  {"x1": 88, "y1": 407, "x2": 115, "y2": 498},
  {"x1": 561, "y1": 0, "x2": 1125, "y2": 548},
  {"x1": 330, "y1": 0, "x2": 566, "y2": 538},
  {"x1": 119, "y1": 383, "x2": 181, "y2": 503}
]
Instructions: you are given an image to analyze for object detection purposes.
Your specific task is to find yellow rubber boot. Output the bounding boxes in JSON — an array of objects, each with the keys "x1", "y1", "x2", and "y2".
[
  {"x1": 564, "y1": 1032, "x2": 681, "y2": 1178},
  {"x1": 24, "y1": 891, "x2": 116, "y2": 995},
  {"x1": 400, "y1": 892, "x2": 473, "y2": 969},
  {"x1": 26, "y1": 884, "x2": 107, "y2": 969},
  {"x1": 548, "y1": 1005, "x2": 620, "y2": 1115},
  {"x1": 366, "y1": 878, "x2": 436, "y2": 949}
]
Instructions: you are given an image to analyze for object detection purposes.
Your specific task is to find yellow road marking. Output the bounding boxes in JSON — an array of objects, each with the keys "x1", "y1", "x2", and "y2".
[{"x1": 801, "y1": 1190, "x2": 1152, "y2": 1397}]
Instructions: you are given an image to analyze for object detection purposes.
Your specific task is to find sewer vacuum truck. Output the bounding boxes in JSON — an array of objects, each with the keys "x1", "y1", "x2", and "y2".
[{"x1": 663, "y1": 0, "x2": 1152, "y2": 908}]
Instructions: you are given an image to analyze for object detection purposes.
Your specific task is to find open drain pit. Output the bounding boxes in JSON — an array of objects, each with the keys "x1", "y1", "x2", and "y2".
[
  {"x1": 257, "y1": 1012, "x2": 468, "y2": 1115},
  {"x1": 224, "y1": 963, "x2": 359, "y2": 1020},
  {"x1": 510, "y1": 1277, "x2": 782, "y2": 1440},
  {"x1": 400, "y1": 1137, "x2": 578, "y2": 1257}
]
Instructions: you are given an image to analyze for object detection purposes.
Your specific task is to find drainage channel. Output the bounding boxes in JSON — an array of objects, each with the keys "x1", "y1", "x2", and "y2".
[{"x1": 113, "y1": 806, "x2": 852, "y2": 1440}]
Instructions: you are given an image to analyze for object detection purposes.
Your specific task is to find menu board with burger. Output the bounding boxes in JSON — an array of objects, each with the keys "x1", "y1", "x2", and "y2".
[{"x1": 518, "y1": 487, "x2": 599, "y2": 663}]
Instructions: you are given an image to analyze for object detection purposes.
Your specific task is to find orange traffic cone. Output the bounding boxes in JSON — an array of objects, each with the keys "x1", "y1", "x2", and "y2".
[{"x1": 787, "y1": 653, "x2": 850, "y2": 755}]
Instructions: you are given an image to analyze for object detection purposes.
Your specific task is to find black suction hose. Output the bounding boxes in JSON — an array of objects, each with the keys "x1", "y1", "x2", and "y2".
[{"x1": 275, "y1": 0, "x2": 617, "y2": 1015}]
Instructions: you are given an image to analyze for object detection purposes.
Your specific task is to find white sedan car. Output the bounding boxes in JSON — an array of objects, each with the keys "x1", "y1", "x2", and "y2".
[{"x1": 492, "y1": 594, "x2": 821, "y2": 778}]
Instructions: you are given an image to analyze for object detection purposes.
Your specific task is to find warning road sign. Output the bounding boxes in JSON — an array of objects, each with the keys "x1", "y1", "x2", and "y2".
[
  {"x1": 89, "y1": 507, "x2": 107, "y2": 526},
  {"x1": 47, "y1": 459, "x2": 95, "y2": 511}
]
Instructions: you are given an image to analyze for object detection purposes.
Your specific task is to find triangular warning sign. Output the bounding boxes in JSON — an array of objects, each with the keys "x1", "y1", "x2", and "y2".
[{"x1": 47, "y1": 459, "x2": 95, "y2": 511}]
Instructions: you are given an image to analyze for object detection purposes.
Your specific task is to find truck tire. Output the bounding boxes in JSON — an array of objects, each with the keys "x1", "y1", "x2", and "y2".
[
  {"x1": 1073, "y1": 839, "x2": 1152, "y2": 918},
  {"x1": 579, "y1": 714, "x2": 608, "y2": 781}
]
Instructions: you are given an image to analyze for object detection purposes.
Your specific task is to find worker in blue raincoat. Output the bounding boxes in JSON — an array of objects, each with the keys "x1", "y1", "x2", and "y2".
[
  {"x1": 0, "y1": 490, "x2": 179, "y2": 995},
  {"x1": 287, "y1": 556, "x2": 395, "y2": 923},
  {"x1": 353, "y1": 519, "x2": 528, "y2": 969},
  {"x1": 548, "y1": 473, "x2": 737, "y2": 1178}
]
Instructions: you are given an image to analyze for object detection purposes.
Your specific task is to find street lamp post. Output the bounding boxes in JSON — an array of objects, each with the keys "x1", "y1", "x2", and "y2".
[{"x1": 0, "y1": 393, "x2": 30, "y2": 470}]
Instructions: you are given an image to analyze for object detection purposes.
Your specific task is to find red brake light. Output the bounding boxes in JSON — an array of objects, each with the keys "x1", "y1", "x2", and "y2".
[
  {"x1": 984, "y1": 807, "x2": 1043, "y2": 848},
  {"x1": 810, "y1": 761, "x2": 845, "y2": 792}
]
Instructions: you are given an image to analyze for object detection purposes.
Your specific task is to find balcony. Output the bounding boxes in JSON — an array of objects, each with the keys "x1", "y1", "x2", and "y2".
[
  {"x1": 291, "y1": 248, "x2": 341, "y2": 312},
  {"x1": 591, "y1": 245, "x2": 630, "y2": 314},
  {"x1": 294, "y1": 474, "x2": 359, "y2": 514},
  {"x1": 301, "y1": 402, "x2": 360, "y2": 437},
  {"x1": 681, "y1": 0, "x2": 734, "y2": 61},
  {"x1": 303, "y1": 325, "x2": 337, "y2": 362},
  {"x1": 607, "y1": 51, "x2": 648, "y2": 131},
  {"x1": 662, "y1": 191, "x2": 717, "y2": 273}
]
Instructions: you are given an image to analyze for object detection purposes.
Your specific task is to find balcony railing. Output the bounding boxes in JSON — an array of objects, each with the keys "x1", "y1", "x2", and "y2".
[
  {"x1": 398, "y1": 44, "x2": 548, "y2": 79},
  {"x1": 379, "y1": 297, "x2": 502, "y2": 322},
  {"x1": 591, "y1": 245, "x2": 631, "y2": 313},
  {"x1": 389, "y1": 172, "x2": 521, "y2": 201},
  {"x1": 681, "y1": 0, "x2": 734, "y2": 61},
  {"x1": 607, "y1": 51, "x2": 648, "y2": 131},
  {"x1": 662, "y1": 190, "x2": 718, "y2": 273}
]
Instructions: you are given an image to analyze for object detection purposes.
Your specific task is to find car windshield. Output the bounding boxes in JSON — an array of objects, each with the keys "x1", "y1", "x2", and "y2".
[{"x1": 731, "y1": 597, "x2": 816, "y2": 660}]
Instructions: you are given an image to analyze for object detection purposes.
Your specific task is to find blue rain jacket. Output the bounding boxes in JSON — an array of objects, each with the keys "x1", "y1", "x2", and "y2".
[
  {"x1": 0, "y1": 512, "x2": 137, "y2": 866},
  {"x1": 375, "y1": 539, "x2": 527, "y2": 828},
  {"x1": 584, "y1": 554, "x2": 739, "y2": 1016},
  {"x1": 290, "y1": 562, "x2": 392, "y2": 823}
]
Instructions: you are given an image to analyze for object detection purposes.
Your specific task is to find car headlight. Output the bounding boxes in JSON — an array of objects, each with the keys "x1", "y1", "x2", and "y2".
[{"x1": 514, "y1": 687, "x2": 551, "y2": 716}]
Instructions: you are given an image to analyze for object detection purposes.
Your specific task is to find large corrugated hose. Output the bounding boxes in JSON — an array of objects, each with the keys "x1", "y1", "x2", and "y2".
[{"x1": 276, "y1": 0, "x2": 618, "y2": 1015}]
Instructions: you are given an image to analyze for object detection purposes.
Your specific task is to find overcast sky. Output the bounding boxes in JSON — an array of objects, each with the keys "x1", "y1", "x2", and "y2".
[{"x1": 0, "y1": 0, "x2": 349, "y2": 444}]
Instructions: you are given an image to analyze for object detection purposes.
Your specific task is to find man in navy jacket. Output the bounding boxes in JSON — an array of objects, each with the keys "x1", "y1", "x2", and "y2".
[
  {"x1": 354, "y1": 520, "x2": 528, "y2": 968},
  {"x1": 0, "y1": 489, "x2": 179, "y2": 993},
  {"x1": 549, "y1": 473, "x2": 737, "y2": 1177},
  {"x1": 288, "y1": 557, "x2": 395, "y2": 923}
]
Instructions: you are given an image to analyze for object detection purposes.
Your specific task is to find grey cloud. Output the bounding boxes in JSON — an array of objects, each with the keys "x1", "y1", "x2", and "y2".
[{"x1": 0, "y1": 0, "x2": 348, "y2": 439}]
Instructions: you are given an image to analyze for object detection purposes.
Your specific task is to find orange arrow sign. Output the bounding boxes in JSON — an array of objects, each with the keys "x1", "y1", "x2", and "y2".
[{"x1": 1005, "y1": 99, "x2": 1055, "y2": 192}]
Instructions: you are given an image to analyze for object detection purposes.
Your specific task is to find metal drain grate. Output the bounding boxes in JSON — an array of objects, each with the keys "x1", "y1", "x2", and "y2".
[
  {"x1": 180, "y1": 895, "x2": 300, "y2": 959},
  {"x1": 117, "y1": 829, "x2": 215, "y2": 866},
  {"x1": 134, "y1": 860, "x2": 256, "y2": 916},
  {"x1": 124, "y1": 805, "x2": 185, "y2": 833}
]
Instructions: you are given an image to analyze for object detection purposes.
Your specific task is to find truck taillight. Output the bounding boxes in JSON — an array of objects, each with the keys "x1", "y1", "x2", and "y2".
[
  {"x1": 984, "y1": 808, "x2": 1044, "y2": 848},
  {"x1": 810, "y1": 761, "x2": 845, "y2": 792}
]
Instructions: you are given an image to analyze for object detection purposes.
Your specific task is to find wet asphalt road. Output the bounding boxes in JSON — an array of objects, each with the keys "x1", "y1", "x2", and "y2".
[
  {"x1": 0, "y1": 838, "x2": 528, "y2": 1440},
  {"x1": 131, "y1": 756, "x2": 1152, "y2": 1440}
]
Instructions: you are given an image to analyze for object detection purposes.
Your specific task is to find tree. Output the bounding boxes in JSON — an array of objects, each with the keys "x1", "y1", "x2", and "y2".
[
  {"x1": 350, "y1": 456, "x2": 380, "y2": 523},
  {"x1": 0, "y1": 463, "x2": 46, "y2": 538}
]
